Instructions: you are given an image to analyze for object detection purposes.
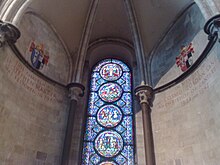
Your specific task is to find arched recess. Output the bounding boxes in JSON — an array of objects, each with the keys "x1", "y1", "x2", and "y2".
[
  {"x1": 149, "y1": 2, "x2": 205, "y2": 87},
  {"x1": 81, "y1": 58, "x2": 135, "y2": 164},
  {"x1": 0, "y1": 1, "x2": 73, "y2": 85},
  {"x1": 15, "y1": 10, "x2": 73, "y2": 84},
  {"x1": 87, "y1": 38, "x2": 135, "y2": 69},
  {"x1": 67, "y1": 39, "x2": 145, "y2": 164}
]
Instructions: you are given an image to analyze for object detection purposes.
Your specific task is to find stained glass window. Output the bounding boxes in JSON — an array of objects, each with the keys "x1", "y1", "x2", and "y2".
[{"x1": 82, "y1": 59, "x2": 134, "y2": 165}]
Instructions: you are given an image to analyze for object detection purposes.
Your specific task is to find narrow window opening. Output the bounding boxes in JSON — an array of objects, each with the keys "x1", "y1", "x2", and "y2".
[{"x1": 82, "y1": 59, "x2": 135, "y2": 164}]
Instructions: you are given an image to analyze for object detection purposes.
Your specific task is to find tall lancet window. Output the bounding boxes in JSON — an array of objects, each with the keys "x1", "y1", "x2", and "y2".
[{"x1": 82, "y1": 59, "x2": 135, "y2": 165}]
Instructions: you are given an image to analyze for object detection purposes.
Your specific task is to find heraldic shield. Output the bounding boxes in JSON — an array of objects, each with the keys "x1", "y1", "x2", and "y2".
[
  {"x1": 176, "y1": 43, "x2": 194, "y2": 72},
  {"x1": 29, "y1": 41, "x2": 49, "y2": 70}
]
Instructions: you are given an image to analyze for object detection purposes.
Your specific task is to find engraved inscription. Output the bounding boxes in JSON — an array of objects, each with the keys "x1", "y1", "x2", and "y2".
[
  {"x1": 3, "y1": 55, "x2": 65, "y2": 103},
  {"x1": 154, "y1": 56, "x2": 218, "y2": 110}
]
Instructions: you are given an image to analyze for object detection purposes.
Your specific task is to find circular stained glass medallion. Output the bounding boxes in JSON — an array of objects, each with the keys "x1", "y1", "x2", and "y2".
[
  {"x1": 97, "y1": 105, "x2": 122, "y2": 128},
  {"x1": 99, "y1": 161, "x2": 117, "y2": 165},
  {"x1": 95, "y1": 131, "x2": 123, "y2": 157},
  {"x1": 100, "y1": 63, "x2": 122, "y2": 81},
  {"x1": 98, "y1": 83, "x2": 122, "y2": 102}
]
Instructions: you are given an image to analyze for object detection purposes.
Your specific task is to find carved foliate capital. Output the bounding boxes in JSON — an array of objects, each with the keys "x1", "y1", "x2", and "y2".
[
  {"x1": 204, "y1": 14, "x2": 220, "y2": 41},
  {"x1": 67, "y1": 83, "x2": 85, "y2": 101},
  {"x1": 135, "y1": 81, "x2": 154, "y2": 107},
  {"x1": 0, "y1": 20, "x2": 21, "y2": 47}
]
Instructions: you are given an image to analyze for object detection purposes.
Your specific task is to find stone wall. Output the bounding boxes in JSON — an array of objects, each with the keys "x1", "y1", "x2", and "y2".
[
  {"x1": 16, "y1": 12, "x2": 71, "y2": 85},
  {"x1": 0, "y1": 46, "x2": 69, "y2": 165},
  {"x1": 150, "y1": 3, "x2": 205, "y2": 87},
  {"x1": 152, "y1": 42, "x2": 220, "y2": 165},
  {"x1": 150, "y1": 3, "x2": 220, "y2": 165}
]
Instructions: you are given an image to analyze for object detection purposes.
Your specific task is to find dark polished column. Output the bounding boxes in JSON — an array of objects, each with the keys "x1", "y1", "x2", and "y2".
[
  {"x1": 204, "y1": 14, "x2": 220, "y2": 40},
  {"x1": 61, "y1": 83, "x2": 85, "y2": 165},
  {"x1": 0, "y1": 20, "x2": 20, "y2": 47},
  {"x1": 135, "y1": 81, "x2": 156, "y2": 165}
]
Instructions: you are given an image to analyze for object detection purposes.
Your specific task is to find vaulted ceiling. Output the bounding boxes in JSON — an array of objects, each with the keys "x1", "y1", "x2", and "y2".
[{"x1": 28, "y1": 0, "x2": 192, "y2": 55}]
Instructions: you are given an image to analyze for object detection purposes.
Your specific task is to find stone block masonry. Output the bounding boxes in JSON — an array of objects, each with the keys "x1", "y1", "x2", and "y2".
[{"x1": 0, "y1": 47, "x2": 70, "y2": 165}]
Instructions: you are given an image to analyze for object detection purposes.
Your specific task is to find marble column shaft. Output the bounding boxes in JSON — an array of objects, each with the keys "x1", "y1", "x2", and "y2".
[
  {"x1": 61, "y1": 83, "x2": 84, "y2": 165},
  {"x1": 135, "y1": 83, "x2": 156, "y2": 165},
  {"x1": 0, "y1": 20, "x2": 20, "y2": 47}
]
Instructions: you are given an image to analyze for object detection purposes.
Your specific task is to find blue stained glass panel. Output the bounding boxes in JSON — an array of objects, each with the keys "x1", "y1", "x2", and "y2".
[
  {"x1": 121, "y1": 146, "x2": 134, "y2": 165},
  {"x1": 91, "y1": 72, "x2": 102, "y2": 91},
  {"x1": 94, "y1": 59, "x2": 112, "y2": 71},
  {"x1": 115, "y1": 154, "x2": 127, "y2": 164},
  {"x1": 90, "y1": 153, "x2": 101, "y2": 164},
  {"x1": 84, "y1": 117, "x2": 97, "y2": 141},
  {"x1": 96, "y1": 78, "x2": 106, "y2": 87},
  {"x1": 115, "y1": 99, "x2": 126, "y2": 108},
  {"x1": 121, "y1": 73, "x2": 131, "y2": 92},
  {"x1": 116, "y1": 77, "x2": 126, "y2": 86},
  {"x1": 121, "y1": 116, "x2": 133, "y2": 144},
  {"x1": 89, "y1": 92, "x2": 99, "y2": 106},
  {"x1": 95, "y1": 131, "x2": 123, "y2": 157},
  {"x1": 82, "y1": 142, "x2": 95, "y2": 164},
  {"x1": 118, "y1": 93, "x2": 132, "y2": 115},
  {"x1": 95, "y1": 99, "x2": 105, "y2": 108},
  {"x1": 115, "y1": 124, "x2": 126, "y2": 134},
  {"x1": 112, "y1": 59, "x2": 130, "y2": 71},
  {"x1": 88, "y1": 105, "x2": 99, "y2": 116},
  {"x1": 97, "y1": 105, "x2": 122, "y2": 128},
  {"x1": 98, "y1": 83, "x2": 122, "y2": 103},
  {"x1": 100, "y1": 63, "x2": 122, "y2": 81},
  {"x1": 88, "y1": 93, "x2": 99, "y2": 115},
  {"x1": 82, "y1": 59, "x2": 134, "y2": 165}
]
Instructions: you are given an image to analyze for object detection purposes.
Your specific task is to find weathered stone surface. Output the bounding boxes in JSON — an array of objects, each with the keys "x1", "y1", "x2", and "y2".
[
  {"x1": 148, "y1": 2, "x2": 220, "y2": 165},
  {"x1": 36, "y1": 151, "x2": 47, "y2": 161},
  {"x1": 16, "y1": 12, "x2": 71, "y2": 84},
  {"x1": 0, "y1": 47, "x2": 69, "y2": 165},
  {"x1": 151, "y1": 4, "x2": 205, "y2": 87},
  {"x1": 152, "y1": 30, "x2": 220, "y2": 165}
]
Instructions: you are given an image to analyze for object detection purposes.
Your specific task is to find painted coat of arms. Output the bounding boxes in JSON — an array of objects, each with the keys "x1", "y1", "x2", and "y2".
[
  {"x1": 29, "y1": 41, "x2": 49, "y2": 70},
  {"x1": 176, "y1": 43, "x2": 194, "y2": 72}
]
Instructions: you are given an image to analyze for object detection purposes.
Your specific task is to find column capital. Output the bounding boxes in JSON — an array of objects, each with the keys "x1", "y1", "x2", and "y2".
[
  {"x1": 0, "y1": 20, "x2": 21, "y2": 47},
  {"x1": 67, "y1": 83, "x2": 85, "y2": 101},
  {"x1": 135, "y1": 81, "x2": 154, "y2": 107},
  {"x1": 204, "y1": 14, "x2": 220, "y2": 41}
]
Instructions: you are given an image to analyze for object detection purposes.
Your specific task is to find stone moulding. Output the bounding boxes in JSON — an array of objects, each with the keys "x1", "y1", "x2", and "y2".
[
  {"x1": 0, "y1": 20, "x2": 20, "y2": 47},
  {"x1": 67, "y1": 82, "x2": 85, "y2": 99},
  {"x1": 0, "y1": 20, "x2": 68, "y2": 89},
  {"x1": 204, "y1": 14, "x2": 220, "y2": 39},
  {"x1": 8, "y1": 41, "x2": 67, "y2": 89},
  {"x1": 154, "y1": 14, "x2": 220, "y2": 94}
]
